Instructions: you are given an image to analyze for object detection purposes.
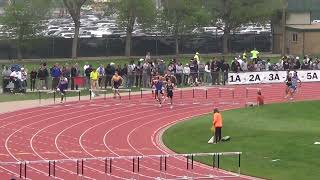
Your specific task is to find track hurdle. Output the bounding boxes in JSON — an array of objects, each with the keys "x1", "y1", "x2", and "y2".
[
  {"x1": 245, "y1": 87, "x2": 261, "y2": 107},
  {"x1": 192, "y1": 87, "x2": 209, "y2": 105},
  {"x1": 64, "y1": 89, "x2": 81, "y2": 102},
  {"x1": 0, "y1": 152, "x2": 242, "y2": 179},
  {"x1": 112, "y1": 88, "x2": 132, "y2": 100},
  {"x1": 89, "y1": 89, "x2": 108, "y2": 100},
  {"x1": 218, "y1": 87, "x2": 237, "y2": 105},
  {"x1": 140, "y1": 88, "x2": 155, "y2": 99},
  {"x1": 37, "y1": 89, "x2": 56, "y2": 104}
]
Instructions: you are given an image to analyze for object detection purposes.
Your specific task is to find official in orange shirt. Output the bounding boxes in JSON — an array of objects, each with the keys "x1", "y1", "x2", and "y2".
[
  {"x1": 213, "y1": 108, "x2": 223, "y2": 144},
  {"x1": 257, "y1": 90, "x2": 264, "y2": 106}
]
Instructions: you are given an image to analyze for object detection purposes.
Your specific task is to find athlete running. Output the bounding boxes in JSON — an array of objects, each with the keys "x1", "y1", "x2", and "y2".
[
  {"x1": 165, "y1": 79, "x2": 175, "y2": 109},
  {"x1": 284, "y1": 71, "x2": 292, "y2": 99},
  {"x1": 112, "y1": 71, "x2": 123, "y2": 99},
  {"x1": 289, "y1": 71, "x2": 302, "y2": 99},
  {"x1": 154, "y1": 76, "x2": 165, "y2": 107}
]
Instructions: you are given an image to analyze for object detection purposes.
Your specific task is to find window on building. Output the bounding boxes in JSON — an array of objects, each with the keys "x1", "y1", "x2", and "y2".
[{"x1": 292, "y1": 33, "x2": 298, "y2": 42}]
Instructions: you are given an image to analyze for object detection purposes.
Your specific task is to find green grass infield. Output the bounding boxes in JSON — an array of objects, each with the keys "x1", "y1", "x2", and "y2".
[{"x1": 163, "y1": 101, "x2": 320, "y2": 180}]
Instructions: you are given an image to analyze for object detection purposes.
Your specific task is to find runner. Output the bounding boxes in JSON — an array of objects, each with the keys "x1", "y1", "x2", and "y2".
[
  {"x1": 284, "y1": 71, "x2": 292, "y2": 99},
  {"x1": 154, "y1": 76, "x2": 165, "y2": 107},
  {"x1": 289, "y1": 71, "x2": 302, "y2": 100},
  {"x1": 56, "y1": 75, "x2": 68, "y2": 103},
  {"x1": 112, "y1": 71, "x2": 123, "y2": 99},
  {"x1": 165, "y1": 79, "x2": 175, "y2": 109}
]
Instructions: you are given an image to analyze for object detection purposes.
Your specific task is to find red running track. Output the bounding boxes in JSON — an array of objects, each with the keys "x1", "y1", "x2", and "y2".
[{"x1": 0, "y1": 83, "x2": 320, "y2": 180}]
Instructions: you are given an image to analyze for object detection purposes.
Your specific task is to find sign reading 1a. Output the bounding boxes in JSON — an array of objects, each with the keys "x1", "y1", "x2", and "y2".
[{"x1": 229, "y1": 75, "x2": 241, "y2": 82}]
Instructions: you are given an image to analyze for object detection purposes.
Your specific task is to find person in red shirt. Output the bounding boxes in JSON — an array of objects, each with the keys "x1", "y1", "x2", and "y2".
[
  {"x1": 257, "y1": 90, "x2": 264, "y2": 106},
  {"x1": 212, "y1": 108, "x2": 223, "y2": 144}
]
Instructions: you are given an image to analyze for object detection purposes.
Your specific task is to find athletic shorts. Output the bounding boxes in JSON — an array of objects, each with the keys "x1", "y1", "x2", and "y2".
[
  {"x1": 114, "y1": 83, "x2": 120, "y2": 89},
  {"x1": 167, "y1": 91, "x2": 173, "y2": 98},
  {"x1": 155, "y1": 90, "x2": 163, "y2": 96}
]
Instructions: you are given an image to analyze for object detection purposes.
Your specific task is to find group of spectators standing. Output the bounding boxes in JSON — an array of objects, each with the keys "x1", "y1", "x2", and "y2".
[{"x1": 2, "y1": 50, "x2": 320, "y2": 93}]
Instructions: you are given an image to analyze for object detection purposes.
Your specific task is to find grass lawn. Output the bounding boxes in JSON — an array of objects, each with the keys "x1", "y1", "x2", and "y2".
[
  {"x1": 163, "y1": 101, "x2": 320, "y2": 180},
  {"x1": 0, "y1": 55, "x2": 281, "y2": 72},
  {"x1": 0, "y1": 90, "x2": 90, "y2": 102}
]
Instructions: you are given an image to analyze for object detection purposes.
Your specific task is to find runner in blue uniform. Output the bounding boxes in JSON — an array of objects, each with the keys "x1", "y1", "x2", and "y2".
[
  {"x1": 154, "y1": 76, "x2": 165, "y2": 107},
  {"x1": 289, "y1": 71, "x2": 301, "y2": 99}
]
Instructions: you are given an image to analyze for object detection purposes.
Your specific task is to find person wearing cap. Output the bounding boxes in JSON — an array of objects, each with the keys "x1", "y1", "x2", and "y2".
[
  {"x1": 212, "y1": 108, "x2": 223, "y2": 144},
  {"x1": 194, "y1": 52, "x2": 200, "y2": 64}
]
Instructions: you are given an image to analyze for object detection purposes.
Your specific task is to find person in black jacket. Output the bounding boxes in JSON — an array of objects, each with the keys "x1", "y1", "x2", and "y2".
[
  {"x1": 70, "y1": 64, "x2": 77, "y2": 90},
  {"x1": 220, "y1": 60, "x2": 230, "y2": 85},
  {"x1": 211, "y1": 59, "x2": 220, "y2": 85},
  {"x1": 30, "y1": 67, "x2": 37, "y2": 91},
  {"x1": 37, "y1": 64, "x2": 49, "y2": 90},
  {"x1": 85, "y1": 65, "x2": 93, "y2": 89}
]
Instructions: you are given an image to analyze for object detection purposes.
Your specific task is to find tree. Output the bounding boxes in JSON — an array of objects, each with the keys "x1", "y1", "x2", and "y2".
[
  {"x1": 0, "y1": 0, "x2": 52, "y2": 60},
  {"x1": 158, "y1": 0, "x2": 209, "y2": 55},
  {"x1": 206, "y1": 0, "x2": 281, "y2": 54},
  {"x1": 110, "y1": 0, "x2": 156, "y2": 57},
  {"x1": 62, "y1": 0, "x2": 88, "y2": 59}
]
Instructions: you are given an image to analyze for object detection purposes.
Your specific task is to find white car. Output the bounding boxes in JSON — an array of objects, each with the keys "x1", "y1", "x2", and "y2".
[
  {"x1": 60, "y1": 33, "x2": 74, "y2": 39},
  {"x1": 312, "y1": 20, "x2": 320, "y2": 24}
]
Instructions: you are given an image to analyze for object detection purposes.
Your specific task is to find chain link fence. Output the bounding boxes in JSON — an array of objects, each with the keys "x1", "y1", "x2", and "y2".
[{"x1": 0, "y1": 34, "x2": 271, "y2": 60}]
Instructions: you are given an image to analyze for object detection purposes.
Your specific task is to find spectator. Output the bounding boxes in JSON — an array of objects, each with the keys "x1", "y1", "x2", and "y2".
[
  {"x1": 250, "y1": 48, "x2": 259, "y2": 61},
  {"x1": 145, "y1": 52, "x2": 151, "y2": 63},
  {"x1": 241, "y1": 59, "x2": 248, "y2": 71},
  {"x1": 189, "y1": 59, "x2": 198, "y2": 85},
  {"x1": 220, "y1": 60, "x2": 230, "y2": 85},
  {"x1": 2, "y1": 66, "x2": 12, "y2": 93},
  {"x1": 211, "y1": 60, "x2": 220, "y2": 85},
  {"x1": 135, "y1": 60, "x2": 143, "y2": 87},
  {"x1": 301, "y1": 58, "x2": 310, "y2": 70},
  {"x1": 175, "y1": 62, "x2": 183, "y2": 86},
  {"x1": 158, "y1": 60, "x2": 166, "y2": 76},
  {"x1": 127, "y1": 61, "x2": 135, "y2": 88},
  {"x1": 198, "y1": 62, "x2": 205, "y2": 84},
  {"x1": 265, "y1": 59, "x2": 271, "y2": 71},
  {"x1": 97, "y1": 64, "x2": 105, "y2": 88},
  {"x1": 183, "y1": 64, "x2": 190, "y2": 85},
  {"x1": 37, "y1": 64, "x2": 49, "y2": 90},
  {"x1": 142, "y1": 61, "x2": 151, "y2": 88},
  {"x1": 30, "y1": 67, "x2": 37, "y2": 91},
  {"x1": 21, "y1": 68, "x2": 27, "y2": 93},
  {"x1": 194, "y1": 52, "x2": 200, "y2": 64},
  {"x1": 204, "y1": 62, "x2": 211, "y2": 85},
  {"x1": 85, "y1": 65, "x2": 93, "y2": 89},
  {"x1": 51, "y1": 63, "x2": 61, "y2": 90}
]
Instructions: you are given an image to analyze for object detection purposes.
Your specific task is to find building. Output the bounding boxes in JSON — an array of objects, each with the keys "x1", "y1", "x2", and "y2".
[{"x1": 273, "y1": 0, "x2": 320, "y2": 56}]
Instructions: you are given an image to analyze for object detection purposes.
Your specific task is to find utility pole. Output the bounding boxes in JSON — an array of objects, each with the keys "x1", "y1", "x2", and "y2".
[{"x1": 281, "y1": 0, "x2": 288, "y2": 56}]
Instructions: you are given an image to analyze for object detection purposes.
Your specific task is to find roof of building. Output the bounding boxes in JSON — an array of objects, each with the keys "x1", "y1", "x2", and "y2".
[
  {"x1": 288, "y1": 0, "x2": 320, "y2": 12},
  {"x1": 286, "y1": 24, "x2": 320, "y2": 32}
]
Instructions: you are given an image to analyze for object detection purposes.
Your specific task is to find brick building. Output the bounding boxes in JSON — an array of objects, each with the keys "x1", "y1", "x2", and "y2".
[{"x1": 272, "y1": 0, "x2": 320, "y2": 56}]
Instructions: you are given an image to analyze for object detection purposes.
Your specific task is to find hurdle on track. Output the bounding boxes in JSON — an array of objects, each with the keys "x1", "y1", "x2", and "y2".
[
  {"x1": 89, "y1": 89, "x2": 108, "y2": 100},
  {"x1": 192, "y1": 87, "x2": 209, "y2": 105},
  {"x1": 218, "y1": 87, "x2": 236, "y2": 105},
  {"x1": 0, "y1": 152, "x2": 242, "y2": 180},
  {"x1": 37, "y1": 89, "x2": 82, "y2": 104},
  {"x1": 245, "y1": 87, "x2": 261, "y2": 106}
]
